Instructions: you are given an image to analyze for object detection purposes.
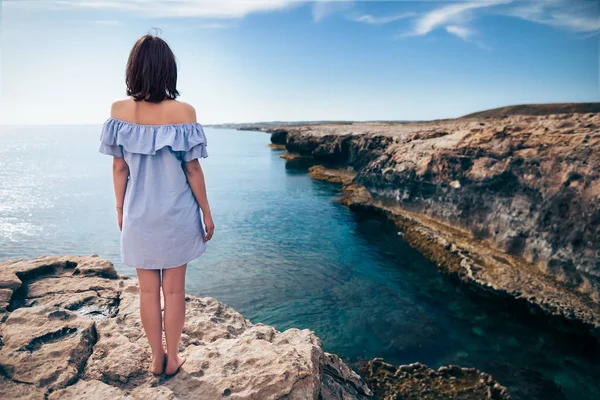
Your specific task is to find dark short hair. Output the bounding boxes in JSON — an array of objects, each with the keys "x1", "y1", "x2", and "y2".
[{"x1": 126, "y1": 35, "x2": 179, "y2": 102}]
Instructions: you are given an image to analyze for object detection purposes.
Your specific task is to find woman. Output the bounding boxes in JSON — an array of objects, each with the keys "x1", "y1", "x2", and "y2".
[{"x1": 99, "y1": 34, "x2": 215, "y2": 376}]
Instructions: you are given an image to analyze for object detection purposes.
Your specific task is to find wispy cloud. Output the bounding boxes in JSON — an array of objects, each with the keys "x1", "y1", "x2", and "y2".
[
  {"x1": 4, "y1": 0, "x2": 297, "y2": 19},
  {"x1": 349, "y1": 12, "x2": 416, "y2": 26},
  {"x1": 445, "y1": 25, "x2": 473, "y2": 40},
  {"x1": 395, "y1": 0, "x2": 598, "y2": 48},
  {"x1": 7, "y1": 0, "x2": 600, "y2": 37},
  {"x1": 312, "y1": 1, "x2": 354, "y2": 23},
  {"x1": 407, "y1": 0, "x2": 511, "y2": 37},
  {"x1": 445, "y1": 24, "x2": 491, "y2": 50},
  {"x1": 506, "y1": 0, "x2": 600, "y2": 33}
]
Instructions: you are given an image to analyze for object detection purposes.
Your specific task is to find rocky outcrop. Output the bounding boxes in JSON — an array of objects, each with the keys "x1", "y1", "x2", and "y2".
[
  {"x1": 0, "y1": 256, "x2": 372, "y2": 399},
  {"x1": 268, "y1": 110, "x2": 600, "y2": 334},
  {"x1": 362, "y1": 358, "x2": 512, "y2": 400},
  {"x1": 270, "y1": 129, "x2": 289, "y2": 145}
]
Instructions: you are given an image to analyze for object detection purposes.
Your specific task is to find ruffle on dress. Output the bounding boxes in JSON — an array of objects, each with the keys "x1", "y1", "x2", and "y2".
[{"x1": 99, "y1": 117, "x2": 208, "y2": 161}]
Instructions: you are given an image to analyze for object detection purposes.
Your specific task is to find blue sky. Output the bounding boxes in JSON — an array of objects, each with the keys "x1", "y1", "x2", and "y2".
[{"x1": 1, "y1": 0, "x2": 598, "y2": 124}]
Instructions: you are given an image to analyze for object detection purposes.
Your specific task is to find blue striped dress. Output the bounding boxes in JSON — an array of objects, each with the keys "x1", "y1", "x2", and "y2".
[{"x1": 99, "y1": 118, "x2": 208, "y2": 269}]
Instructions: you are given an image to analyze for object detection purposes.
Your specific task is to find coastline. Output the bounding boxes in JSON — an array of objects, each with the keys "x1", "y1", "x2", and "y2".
[
  {"x1": 260, "y1": 109, "x2": 600, "y2": 337},
  {"x1": 0, "y1": 256, "x2": 513, "y2": 399},
  {"x1": 0, "y1": 256, "x2": 373, "y2": 399}
]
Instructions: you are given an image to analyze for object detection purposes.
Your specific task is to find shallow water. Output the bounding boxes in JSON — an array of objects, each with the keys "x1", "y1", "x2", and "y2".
[{"x1": 0, "y1": 125, "x2": 598, "y2": 399}]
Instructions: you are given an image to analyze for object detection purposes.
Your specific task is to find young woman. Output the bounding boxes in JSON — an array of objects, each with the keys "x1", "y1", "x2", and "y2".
[{"x1": 99, "y1": 34, "x2": 214, "y2": 376}]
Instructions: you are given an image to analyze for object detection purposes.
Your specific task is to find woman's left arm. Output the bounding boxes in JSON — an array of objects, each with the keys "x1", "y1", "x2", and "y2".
[{"x1": 112, "y1": 156, "x2": 129, "y2": 231}]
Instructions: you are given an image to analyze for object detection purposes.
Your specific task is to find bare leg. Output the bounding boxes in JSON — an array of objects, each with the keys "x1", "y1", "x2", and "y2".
[
  {"x1": 136, "y1": 268, "x2": 166, "y2": 374},
  {"x1": 162, "y1": 264, "x2": 187, "y2": 375}
]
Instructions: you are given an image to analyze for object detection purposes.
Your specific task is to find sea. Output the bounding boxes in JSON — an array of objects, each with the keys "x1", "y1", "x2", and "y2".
[{"x1": 0, "y1": 125, "x2": 598, "y2": 400}]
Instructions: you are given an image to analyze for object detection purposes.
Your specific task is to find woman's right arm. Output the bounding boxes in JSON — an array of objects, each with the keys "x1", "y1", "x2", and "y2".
[
  {"x1": 112, "y1": 157, "x2": 129, "y2": 231},
  {"x1": 184, "y1": 160, "x2": 214, "y2": 241}
]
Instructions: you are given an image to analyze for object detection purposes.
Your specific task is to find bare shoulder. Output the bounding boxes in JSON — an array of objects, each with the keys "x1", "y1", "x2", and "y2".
[
  {"x1": 108, "y1": 98, "x2": 197, "y2": 124},
  {"x1": 166, "y1": 100, "x2": 197, "y2": 123},
  {"x1": 110, "y1": 98, "x2": 133, "y2": 119}
]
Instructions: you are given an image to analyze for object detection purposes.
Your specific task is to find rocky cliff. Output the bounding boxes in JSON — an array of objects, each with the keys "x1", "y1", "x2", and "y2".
[
  {"x1": 0, "y1": 256, "x2": 373, "y2": 399},
  {"x1": 267, "y1": 110, "x2": 600, "y2": 334}
]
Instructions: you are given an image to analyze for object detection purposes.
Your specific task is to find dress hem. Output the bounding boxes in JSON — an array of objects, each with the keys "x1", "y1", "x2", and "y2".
[{"x1": 122, "y1": 243, "x2": 207, "y2": 270}]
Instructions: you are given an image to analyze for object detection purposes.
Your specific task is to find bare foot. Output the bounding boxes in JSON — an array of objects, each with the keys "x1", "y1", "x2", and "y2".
[
  {"x1": 165, "y1": 353, "x2": 187, "y2": 376},
  {"x1": 151, "y1": 351, "x2": 167, "y2": 375}
]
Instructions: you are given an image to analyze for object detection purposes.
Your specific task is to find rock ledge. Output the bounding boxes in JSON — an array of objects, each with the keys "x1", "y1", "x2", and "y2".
[{"x1": 0, "y1": 256, "x2": 372, "y2": 400}]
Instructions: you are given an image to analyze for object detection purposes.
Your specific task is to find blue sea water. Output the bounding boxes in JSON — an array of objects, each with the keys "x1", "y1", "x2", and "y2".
[{"x1": 0, "y1": 125, "x2": 599, "y2": 400}]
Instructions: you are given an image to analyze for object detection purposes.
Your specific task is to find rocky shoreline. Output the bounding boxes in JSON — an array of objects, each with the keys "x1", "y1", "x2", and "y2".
[
  {"x1": 0, "y1": 256, "x2": 372, "y2": 399},
  {"x1": 262, "y1": 107, "x2": 600, "y2": 337},
  {"x1": 0, "y1": 256, "x2": 514, "y2": 399},
  {"x1": 361, "y1": 359, "x2": 512, "y2": 400}
]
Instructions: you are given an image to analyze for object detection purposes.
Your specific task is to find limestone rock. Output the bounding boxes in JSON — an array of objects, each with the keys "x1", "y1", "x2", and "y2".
[
  {"x1": 0, "y1": 256, "x2": 373, "y2": 399},
  {"x1": 48, "y1": 379, "x2": 130, "y2": 399},
  {"x1": 0, "y1": 306, "x2": 96, "y2": 389},
  {"x1": 0, "y1": 375, "x2": 47, "y2": 400},
  {"x1": 267, "y1": 111, "x2": 600, "y2": 333}
]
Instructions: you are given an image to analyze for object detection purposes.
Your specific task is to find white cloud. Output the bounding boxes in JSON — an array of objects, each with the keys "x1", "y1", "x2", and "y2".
[
  {"x1": 445, "y1": 25, "x2": 490, "y2": 50},
  {"x1": 506, "y1": 0, "x2": 600, "y2": 33},
  {"x1": 4, "y1": 0, "x2": 297, "y2": 19},
  {"x1": 312, "y1": 1, "x2": 354, "y2": 23},
  {"x1": 7, "y1": 0, "x2": 600, "y2": 35},
  {"x1": 349, "y1": 12, "x2": 416, "y2": 25},
  {"x1": 395, "y1": 0, "x2": 598, "y2": 48},
  {"x1": 404, "y1": 0, "x2": 599, "y2": 38},
  {"x1": 445, "y1": 25, "x2": 473, "y2": 40},
  {"x1": 408, "y1": 0, "x2": 511, "y2": 37}
]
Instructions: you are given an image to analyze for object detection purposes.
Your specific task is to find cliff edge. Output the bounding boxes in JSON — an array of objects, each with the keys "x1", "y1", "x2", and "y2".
[
  {"x1": 268, "y1": 109, "x2": 600, "y2": 334},
  {"x1": 0, "y1": 256, "x2": 372, "y2": 399}
]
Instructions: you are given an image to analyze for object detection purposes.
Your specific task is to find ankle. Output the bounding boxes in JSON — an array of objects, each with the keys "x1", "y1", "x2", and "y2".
[{"x1": 167, "y1": 350, "x2": 180, "y2": 358}]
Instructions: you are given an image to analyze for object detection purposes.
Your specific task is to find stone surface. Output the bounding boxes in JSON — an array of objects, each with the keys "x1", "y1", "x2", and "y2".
[
  {"x1": 0, "y1": 375, "x2": 48, "y2": 400},
  {"x1": 362, "y1": 358, "x2": 512, "y2": 400},
  {"x1": 48, "y1": 379, "x2": 130, "y2": 399},
  {"x1": 266, "y1": 109, "x2": 600, "y2": 333},
  {"x1": 0, "y1": 256, "x2": 372, "y2": 399},
  {"x1": 0, "y1": 306, "x2": 96, "y2": 389}
]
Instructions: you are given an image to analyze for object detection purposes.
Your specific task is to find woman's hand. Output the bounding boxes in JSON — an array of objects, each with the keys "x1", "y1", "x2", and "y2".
[
  {"x1": 117, "y1": 207, "x2": 123, "y2": 231},
  {"x1": 204, "y1": 213, "x2": 214, "y2": 241}
]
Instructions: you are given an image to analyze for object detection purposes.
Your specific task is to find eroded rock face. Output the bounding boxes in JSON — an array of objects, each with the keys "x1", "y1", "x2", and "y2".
[
  {"x1": 362, "y1": 358, "x2": 512, "y2": 400},
  {"x1": 0, "y1": 256, "x2": 372, "y2": 399},
  {"x1": 268, "y1": 112, "x2": 600, "y2": 332},
  {"x1": 0, "y1": 306, "x2": 96, "y2": 389}
]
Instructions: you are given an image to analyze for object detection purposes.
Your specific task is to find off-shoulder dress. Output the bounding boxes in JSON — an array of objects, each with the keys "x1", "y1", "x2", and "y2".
[{"x1": 99, "y1": 117, "x2": 208, "y2": 270}]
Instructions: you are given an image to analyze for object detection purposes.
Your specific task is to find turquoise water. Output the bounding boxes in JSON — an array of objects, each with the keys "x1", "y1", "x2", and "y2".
[{"x1": 0, "y1": 125, "x2": 599, "y2": 400}]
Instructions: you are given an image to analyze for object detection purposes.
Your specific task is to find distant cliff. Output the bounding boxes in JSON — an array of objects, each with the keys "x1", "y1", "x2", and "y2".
[
  {"x1": 462, "y1": 102, "x2": 600, "y2": 118},
  {"x1": 267, "y1": 105, "x2": 600, "y2": 335}
]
